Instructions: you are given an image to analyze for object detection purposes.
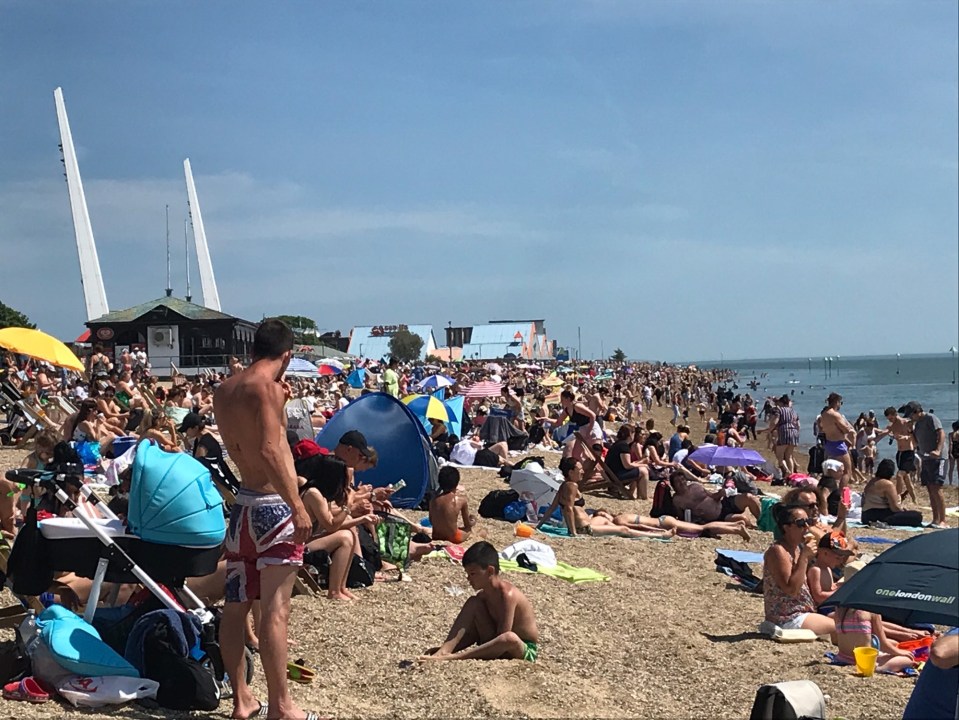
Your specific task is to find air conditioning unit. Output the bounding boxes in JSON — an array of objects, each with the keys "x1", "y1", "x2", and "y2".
[{"x1": 152, "y1": 328, "x2": 173, "y2": 347}]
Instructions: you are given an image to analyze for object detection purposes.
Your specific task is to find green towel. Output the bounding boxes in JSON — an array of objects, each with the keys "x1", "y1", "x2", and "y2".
[
  {"x1": 757, "y1": 495, "x2": 779, "y2": 533},
  {"x1": 499, "y1": 558, "x2": 610, "y2": 584}
]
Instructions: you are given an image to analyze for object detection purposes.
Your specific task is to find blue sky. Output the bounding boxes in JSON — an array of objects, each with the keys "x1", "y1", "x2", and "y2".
[{"x1": 1, "y1": 1, "x2": 956, "y2": 361}]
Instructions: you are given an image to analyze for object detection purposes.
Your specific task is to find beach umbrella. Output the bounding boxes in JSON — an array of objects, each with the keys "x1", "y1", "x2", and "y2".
[
  {"x1": 285, "y1": 357, "x2": 319, "y2": 377},
  {"x1": 0, "y1": 327, "x2": 84, "y2": 372},
  {"x1": 540, "y1": 374, "x2": 564, "y2": 388},
  {"x1": 401, "y1": 394, "x2": 458, "y2": 423},
  {"x1": 687, "y1": 445, "x2": 766, "y2": 467},
  {"x1": 416, "y1": 374, "x2": 454, "y2": 392},
  {"x1": 824, "y1": 529, "x2": 958, "y2": 627},
  {"x1": 317, "y1": 359, "x2": 344, "y2": 375},
  {"x1": 459, "y1": 380, "x2": 505, "y2": 399},
  {"x1": 485, "y1": 362, "x2": 503, "y2": 374}
]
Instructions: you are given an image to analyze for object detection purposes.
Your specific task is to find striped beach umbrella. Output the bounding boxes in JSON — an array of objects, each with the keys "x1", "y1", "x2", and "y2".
[
  {"x1": 459, "y1": 380, "x2": 505, "y2": 399},
  {"x1": 402, "y1": 394, "x2": 458, "y2": 423},
  {"x1": 416, "y1": 374, "x2": 454, "y2": 392}
]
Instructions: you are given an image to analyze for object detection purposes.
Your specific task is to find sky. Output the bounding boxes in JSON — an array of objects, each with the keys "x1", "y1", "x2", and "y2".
[{"x1": 1, "y1": 1, "x2": 956, "y2": 362}]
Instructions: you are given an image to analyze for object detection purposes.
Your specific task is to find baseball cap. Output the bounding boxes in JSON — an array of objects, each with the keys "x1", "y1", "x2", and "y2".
[
  {"x1": 338, "y1": 430, "x2": 373, "y2": 460},
  {"x1": 818, "y1": 531, "x2": 853, "y2": 556},
  {"x1": 898, "y1": 401, "x2": 922, "y2": 418},
  {"x1": 178, "y1": 412, "x2": 204, "y2": 433}
]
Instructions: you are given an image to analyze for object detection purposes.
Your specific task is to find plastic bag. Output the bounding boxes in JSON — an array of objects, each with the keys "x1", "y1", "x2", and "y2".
[{"x1": 58, "y1": 675, "x2": 160, "y2": 708}]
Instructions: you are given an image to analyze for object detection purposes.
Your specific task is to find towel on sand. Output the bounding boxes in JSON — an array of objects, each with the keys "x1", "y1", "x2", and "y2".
[
  {"x1": 855, "y1": 536, "x2": 899, "y2": 545},
  {"x1": 847, "y1": 520, "x2": 926, "y2": 533},
  {"x1": 536, "y1": 524, "x2": 672, "y2": 542},
  {"x1": 499, "y1": 558, "x2": 609, "y2": 584},
  {"x1": 716, "y1": 548, "x2": 765, "y2": 564}
]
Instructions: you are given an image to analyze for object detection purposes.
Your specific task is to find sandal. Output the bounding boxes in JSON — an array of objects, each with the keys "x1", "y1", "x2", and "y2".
[
  {"x1": 2, "y1": 677, "x2": 50, "y2": 703},
  {"x1": 287, "y1": 658, "x2": 316, "y2": 684}
]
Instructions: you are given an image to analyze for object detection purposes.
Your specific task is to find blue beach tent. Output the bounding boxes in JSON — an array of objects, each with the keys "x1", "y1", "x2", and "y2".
[{"x1": 315, "y1": 392, "x2": 437, "y2": 509}]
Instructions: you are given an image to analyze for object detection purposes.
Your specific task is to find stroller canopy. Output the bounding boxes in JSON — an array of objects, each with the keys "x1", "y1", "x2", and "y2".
[
  {"x1": 128, "y1": 441, "x2": 226, "y2": 547},
  {"x1": 316, "y1": 392, "x2": 437, "y2": 509}
]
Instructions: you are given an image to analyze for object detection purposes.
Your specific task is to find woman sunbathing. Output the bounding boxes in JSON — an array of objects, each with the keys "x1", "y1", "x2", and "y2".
[
  {"x1": 593, "y1": 509, "x2": 752, "y2": 541},
  {"x1": 536, "y1": 457, "x2": 674, "y2": 539}
]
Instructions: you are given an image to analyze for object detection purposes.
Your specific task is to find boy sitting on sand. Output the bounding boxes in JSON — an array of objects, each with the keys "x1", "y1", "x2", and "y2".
[
  {"x1": 429, "y1": 466, "x2": 475, "y2": 543},
  {"x1": 419, "y1": 541, "x2": 539, "y2": 662}
]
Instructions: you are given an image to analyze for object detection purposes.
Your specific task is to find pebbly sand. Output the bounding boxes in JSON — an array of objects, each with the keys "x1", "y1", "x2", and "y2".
[{"x1": 0, "y1": 404, "x2": 956, "y2": 719}]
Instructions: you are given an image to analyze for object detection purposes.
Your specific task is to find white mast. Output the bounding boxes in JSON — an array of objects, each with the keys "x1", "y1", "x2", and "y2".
[
  {"x1": 54, "y1": 87, "x2": 109, "y2": 321},
  {"x1": 183, "y1": 158, "x2": 221, "y2": 311}
]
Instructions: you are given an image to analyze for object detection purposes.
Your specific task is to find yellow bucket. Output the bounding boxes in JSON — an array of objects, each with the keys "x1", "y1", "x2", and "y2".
[{"x1": 854, "y1": 646, "x2": 878, "y2": 677}]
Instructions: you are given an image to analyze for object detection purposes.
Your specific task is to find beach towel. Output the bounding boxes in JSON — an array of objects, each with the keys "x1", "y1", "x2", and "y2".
[
  {"x1": 847, "y1": 520, "x2": 926, "y2": 533},
  {"x1": 823, "y1": 652, "x2": 919, "y2": 677},
  {"x1": 716, "y1": 549, "x2": 765, "y2": 565},
  {"x1": 536, "y1": 524, "x2": 672, "y2": 542},
  {"x1": 498, "y1": 558, "x2": 609, "y2": 584},
  {"x1": 854, "y1": 536, "x2": 899, "y2": 545}
]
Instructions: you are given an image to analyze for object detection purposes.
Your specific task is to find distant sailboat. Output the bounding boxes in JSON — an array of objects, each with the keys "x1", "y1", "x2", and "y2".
[{"x1": 183, "y1": 159, "x2": 221, "y2": 312}]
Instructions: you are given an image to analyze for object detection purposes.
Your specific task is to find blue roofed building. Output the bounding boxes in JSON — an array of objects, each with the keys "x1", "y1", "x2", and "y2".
[
  {"x1": 460, "y1": 320, "x2": 554, "y2": 361},
  {"x1": 347, "y1": 324, "x2": 437, "y2": 361}
]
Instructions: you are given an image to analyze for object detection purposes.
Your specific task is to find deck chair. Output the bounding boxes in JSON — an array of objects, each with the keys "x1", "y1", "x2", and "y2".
[
  {"x1": 140, "y1": 387, "x2": 162, "y2": 413},
  {"x1": 17, "y1": 401, "x2": 60, "y2": 435}
]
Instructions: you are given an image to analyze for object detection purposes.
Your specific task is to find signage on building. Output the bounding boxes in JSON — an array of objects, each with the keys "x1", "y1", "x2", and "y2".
[
  {"x1": 370, "y1": 324, "x2": 409, "y2": 337},
  {"x1": 96, "y1": 327, "x2": 114, "y2": 341}
]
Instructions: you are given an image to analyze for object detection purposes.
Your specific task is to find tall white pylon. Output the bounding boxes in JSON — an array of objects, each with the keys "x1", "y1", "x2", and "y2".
[
  {"x1": 183, "y1": 159, "x2": 221, "y2": 311},
  {"x1": 54, "y1": 87, "x2": 109, "y2": 321}
]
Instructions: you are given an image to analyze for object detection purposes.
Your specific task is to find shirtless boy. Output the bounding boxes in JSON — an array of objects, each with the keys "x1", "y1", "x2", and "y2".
[
  {"x1": 873, "y1": 407, "x2": 918, "y2": 503},
  {"x1": 213, "y1": 319, "x2": 317, "y2": 720},
  {"x1": 429, "y1": 466, "x2": 475, "y2": 543},
  {"x1": 419, "y1": 541, "x2": 539, "y2": 662}
]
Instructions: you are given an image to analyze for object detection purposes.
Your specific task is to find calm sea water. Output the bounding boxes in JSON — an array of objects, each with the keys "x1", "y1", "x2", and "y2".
[{"x1": 697, "y1": 354, "x2": 959, "y2": 457}]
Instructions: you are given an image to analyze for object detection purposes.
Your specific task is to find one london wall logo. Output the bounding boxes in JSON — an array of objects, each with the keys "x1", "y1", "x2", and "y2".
[{"x1": 875, "y1": 588, "x2": 956, "y2": 604}]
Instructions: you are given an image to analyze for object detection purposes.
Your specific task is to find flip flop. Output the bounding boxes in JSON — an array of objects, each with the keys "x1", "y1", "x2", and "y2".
[
  {"x1": 287, "y1": 658, "x2": 316, "y2": 684},
  {"x1": 2, "y1": 677, "x2": 50, "y2": 703}
]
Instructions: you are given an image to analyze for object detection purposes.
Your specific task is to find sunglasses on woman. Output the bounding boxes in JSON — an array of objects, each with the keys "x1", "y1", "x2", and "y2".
[{"x1": 787, "y1": 517, "x2": 814, "y2": 528}]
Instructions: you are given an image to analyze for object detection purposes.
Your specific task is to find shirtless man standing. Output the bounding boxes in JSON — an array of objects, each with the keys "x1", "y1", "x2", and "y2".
[
  {"x1": 819, "y1": 393, "x2": 856, "y2": 489},
  {"x1": 214, "y1": 319, "x2": 316, "y2": 720},
  {"x1": 874, "y1": 406, "x2": 919, "y2": 503}
]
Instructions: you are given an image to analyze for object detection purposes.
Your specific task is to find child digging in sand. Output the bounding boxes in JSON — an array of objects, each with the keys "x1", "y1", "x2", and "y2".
[
  {"x1": 419, "y1": 541, "x2": 539, "y2": 662},
  {"x1": 429, "y1": 466, "x2": 475, "y2": 543}
]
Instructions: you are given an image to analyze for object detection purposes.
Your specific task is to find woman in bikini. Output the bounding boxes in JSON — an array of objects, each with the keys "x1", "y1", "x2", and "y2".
[
  {"x1": 294, "y1": 454, "x2": 375, "y2": 602},
  {"x1": 536, "y1": 389, "x2": 599, "y2": 459},
  {"x1": 535, "y1": 457, "x2": 673, "y2": 539},
  {"x1": 594, "y1": 509, "x2": 751, "y2": 541}
]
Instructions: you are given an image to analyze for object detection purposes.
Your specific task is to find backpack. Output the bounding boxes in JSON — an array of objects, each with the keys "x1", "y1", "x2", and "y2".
[
  {"x1": 749, "y1": 680, "x2": 825, "y2": 720},
  {"x1": 807, "y1": 445, "x2": 824, "y2": 474},
  {"x1": 143, "y1": 622, "x2": 219, "y2": 711},
  {"x1": 527, "y1": 424, "x2": 546, "y2": 446},
  {"x1": 650, "y1": 480, "x2": 677, "y2": 518},
  {"x1": 479, "y1": 489, "x2": 520, "y2": 519}
]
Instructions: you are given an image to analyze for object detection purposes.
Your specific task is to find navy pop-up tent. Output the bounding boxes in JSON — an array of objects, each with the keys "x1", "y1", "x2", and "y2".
[{"x1": 315, "y1": 392, "x2": 437, "y2": 509}]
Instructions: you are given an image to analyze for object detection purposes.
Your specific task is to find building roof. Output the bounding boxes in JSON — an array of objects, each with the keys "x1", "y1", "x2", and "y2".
[
  {"x1": 87, "y1": 297, "x2": 240, "y2": 324},
  {"x1": 347, "y1": 325, "x2": 436, "y2": 360},
  {"x1": 462, "y1": 320, "x2": 554, "y2": 360}
]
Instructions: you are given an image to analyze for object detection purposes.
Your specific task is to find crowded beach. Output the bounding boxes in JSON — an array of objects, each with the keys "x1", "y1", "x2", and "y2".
[{"x1": 0, "y1": 320, "x2": 956, "y2": 720}]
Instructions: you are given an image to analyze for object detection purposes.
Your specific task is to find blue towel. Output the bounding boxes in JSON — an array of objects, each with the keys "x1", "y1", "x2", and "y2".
[
  {"x1": 124, "y1": 609, "x2": 202, "y2": 674},
  {"x1": 855, "y1": 536, "x2": 899, "y2": 545},
  {"x1": 716, "y1": 549, "x2": 765, "y2": 564}
]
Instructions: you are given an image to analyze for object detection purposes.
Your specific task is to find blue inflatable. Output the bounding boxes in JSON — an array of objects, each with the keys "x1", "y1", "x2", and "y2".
[
  {"x1": 316, "y1": 392, "x2": 437, "y2": 509},
  {"x1": 39, "y1": 605, "x2": 140, "y2": 678},
  {"x1": 128, "y1": 441, "x2": 226, "y2": 547}
]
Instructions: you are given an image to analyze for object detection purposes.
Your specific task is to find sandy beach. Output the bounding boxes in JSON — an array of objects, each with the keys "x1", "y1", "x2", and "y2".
[{"x1": 0, "y1": 403, "x2": 955, "y2": 720}]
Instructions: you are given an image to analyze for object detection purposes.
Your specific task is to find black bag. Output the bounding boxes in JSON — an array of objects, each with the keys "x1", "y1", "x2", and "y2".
[
  {"x1": 357, "y1": 525, "x2": 382, "y2": 571},
  {"x1": 479, "y1": 489, "x2": 519, "y2": 519},
  {"x1": 527, "y1": 424, "x2": 546, "y2": 446},
  {"x1": 807, "y1": 445, "x2": 824, "y2": 474},
  {"x1": 474, "y1": 448, "x2": 500, "y2": 467},
  {"x1": 749, "y1": 680, "x2": 825, "y2": 720},
  {"x1": 304, "y1": 551, "x2": 376, "y2": 589},
  {"x1": 7, "y1": 504, "x2": 54, "y2": 596},
  {"x1": 650, "y1": 480, "x2": 677, "y2": 518},
  {"x1": 144, "y1": 624, "x2": 219, "y2": 711}
]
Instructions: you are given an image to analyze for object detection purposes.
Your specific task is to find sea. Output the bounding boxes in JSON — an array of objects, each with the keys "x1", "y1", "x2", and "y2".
[{"x1": 696, "y1": 353, "x2": 959, "y2": 460}]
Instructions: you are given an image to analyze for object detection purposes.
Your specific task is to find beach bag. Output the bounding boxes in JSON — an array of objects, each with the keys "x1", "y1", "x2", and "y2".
[
  {"x1": 143, "y1": 622, "x2": 219, "y2": 711},
  {"x1": 474, "y1": 448, "x2": 500, "y2": 467},
  {"x1": 650, "y1": 480, "x2": 677, "y2": 518},
  {"x1": 807, "y1": 445, "x2": 824, "y2": 475},
  {"x1": 749, "y1": 680, "x2": 825, "y2": 720},
  {"x1": 376, "y1": 516, "x2": 412, "y2": 568},
  {"x1": 479, "y1": 489, "x2": 519, "y2": 519},
  {"x1": 7, "y1": 503, "x2": 55, "y2": 595}
]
